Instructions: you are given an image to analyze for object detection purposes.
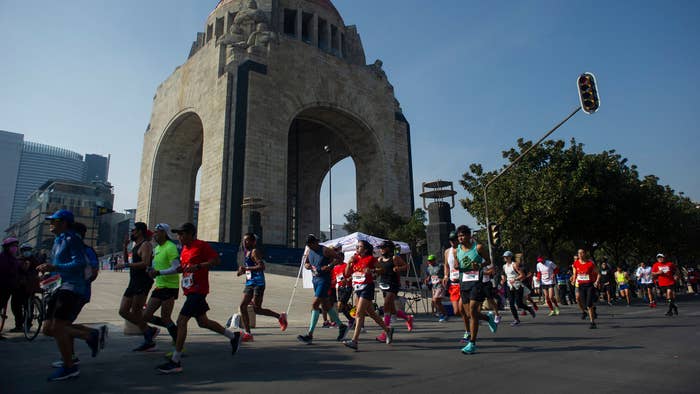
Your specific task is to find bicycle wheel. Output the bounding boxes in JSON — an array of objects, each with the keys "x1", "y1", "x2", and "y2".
[{"x1": 23, "y1": 296, "x2": 42, "y2": 341}]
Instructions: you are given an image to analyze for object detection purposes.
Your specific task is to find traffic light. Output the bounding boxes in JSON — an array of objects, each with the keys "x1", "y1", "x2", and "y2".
[
  {"x1": 577, "y1": 72, "x2": 600, "y2": 114},
  {"x1": 489, "y1": 223, "x2": 501, "y2": 246}
]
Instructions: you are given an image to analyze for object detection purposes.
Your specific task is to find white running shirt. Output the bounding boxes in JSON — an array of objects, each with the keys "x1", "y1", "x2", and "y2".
[{"x1": 537, "y1": 260, "x2": 557, "y2": 285}]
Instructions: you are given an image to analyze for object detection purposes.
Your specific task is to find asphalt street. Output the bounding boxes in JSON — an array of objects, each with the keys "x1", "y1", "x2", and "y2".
[{"x1": 0, "y1": 271, "x2": 697, "y2": 393}]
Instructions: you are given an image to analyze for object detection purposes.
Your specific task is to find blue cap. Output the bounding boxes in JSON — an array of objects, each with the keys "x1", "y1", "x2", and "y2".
[{"x1": 45, "y1": 209, "x2": 74, "y2": 224}]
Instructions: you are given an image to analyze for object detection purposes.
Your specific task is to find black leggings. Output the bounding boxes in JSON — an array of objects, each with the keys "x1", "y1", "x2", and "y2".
[{"x1": 507, "y1": 286, "x2": 533, "y2": 320}]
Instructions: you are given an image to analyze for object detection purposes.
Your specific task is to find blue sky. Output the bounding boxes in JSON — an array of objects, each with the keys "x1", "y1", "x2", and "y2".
[{"x1": 1, "y1": 0, "x2": 698, "y2": 232}]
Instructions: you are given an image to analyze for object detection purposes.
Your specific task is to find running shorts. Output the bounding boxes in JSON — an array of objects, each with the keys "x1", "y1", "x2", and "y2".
[
  {"x1": 243, "y1": 285, "x2": 265, "y2": 297},
  {"x1": 151, "y1": 287, "x2": 179, "y2": 301},
  {"x1": 618, "y1": 284, "x2": 629, "y2": 291},
  {"x1": 460, "y1": 283, "x2": 485, "y2": 303},
  {"x1": 578, "y1": 284, "x2": 596, "y2": 308},
  {"x1": 312, "y1": 278, "x2": 331, "y2": 299},
  {"x1": 355, "y1": 282, "x2": 375, "y2": 301},
  {"x1": 541, "y1": 284, "x2": 555, "y2": 290},
  {"x1": 46, "y1": 290, "x2": 85, "y2": 323},
  {"x1": 124, "y1": 277, "x2": 154, "y2": 297},
  {"x1": 337, "y1": 287, "x2": 352, "y2": 304},
  {"x1": 180, "y1": 293, "x2": 210, "y2": 317}
]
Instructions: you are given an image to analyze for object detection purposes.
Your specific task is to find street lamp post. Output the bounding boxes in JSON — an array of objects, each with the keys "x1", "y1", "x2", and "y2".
[{"x1": 324, "y1": 145, "x2": 333, "y2": 239}]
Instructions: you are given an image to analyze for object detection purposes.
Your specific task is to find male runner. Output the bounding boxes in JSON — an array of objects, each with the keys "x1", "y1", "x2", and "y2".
[
  {"x1": 454, "y1": 225, "x2": 498, "y2": 355},
  {"x1": 117, "y1": 222, "x2": 159, "y2": 350},
  {"x1": 573, "y1": 249, "x2": 599, "y2": 329},
  {"x1": 635, "y1": 262, "x2": 655, "y2": 307},
  {"x1": 444, "y1": 232, "x2": 469, "y2": 342},
  {"x1": 297, "y1": 235, "x2": 347, "y2": 344},
  {"x1": 598, "y1": 260, "x2": 614, "y2": 305},
  {"x1": 536, "y1": 256, "x2": 560, "y2": 316},
  {"x1": 652, "y1": 253, "x2": 679, "y2": 316},
  {"x1": 157, "y1": 223, "x2": 241, "y2": 374},
  {"x1": 139, "y1": 223, "x2": 181, "y2": 351},
  {"x1": 236, "y1": 233, "x2": 287, "y2": 342}
]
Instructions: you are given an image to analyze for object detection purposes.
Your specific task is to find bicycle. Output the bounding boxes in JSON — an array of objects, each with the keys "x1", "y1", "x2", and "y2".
[{"x1": 23, "y1": 274, "x2": 61, "y2": 341}]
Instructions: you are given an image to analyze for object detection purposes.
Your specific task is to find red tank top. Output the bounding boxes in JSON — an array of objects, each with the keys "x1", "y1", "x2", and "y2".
[{"x1": 351, "y1": 254, "x2": 376, "y2": 286}]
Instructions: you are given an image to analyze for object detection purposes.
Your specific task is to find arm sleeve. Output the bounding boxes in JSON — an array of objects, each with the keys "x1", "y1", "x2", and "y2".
[{"x1": 158, "y1": 258, "x2": 181, "y2": 275}]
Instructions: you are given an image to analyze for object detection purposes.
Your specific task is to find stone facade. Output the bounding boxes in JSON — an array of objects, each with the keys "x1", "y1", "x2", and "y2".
[{"x1": 137, "y1": 0, "x2": 413, "y2": 246}]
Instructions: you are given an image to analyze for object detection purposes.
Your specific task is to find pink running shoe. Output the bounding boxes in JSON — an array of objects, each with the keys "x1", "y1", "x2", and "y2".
[
  {"x1": 406, "y1": 315, "x2": 414, "y2": 332},
  {"x1": 278, "y1": 313, "x2": 288, "y2": 331},
  {"x1": 375, "y1": 332, "x2": 387, "y2": 342},
  {"x1": 241, "y1": 332, "x2": 254, "y2": 342}
]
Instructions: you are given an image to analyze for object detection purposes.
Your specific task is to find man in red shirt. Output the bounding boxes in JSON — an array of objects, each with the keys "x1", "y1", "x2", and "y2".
[
  {"x1": 157, "y1": 223, "x2": 241, "y2": 374},
  {"x1": 652, "y1": 253, "x2": 679, "y2": 316},
  {"x1": 573, "y1": 249, "x2": 599, "y2": 329}
]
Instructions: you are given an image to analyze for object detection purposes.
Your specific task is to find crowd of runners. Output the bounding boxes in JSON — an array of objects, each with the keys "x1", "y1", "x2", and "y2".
[{"x1": 0, "y1": 209, "x2": 693, "y2": 381}]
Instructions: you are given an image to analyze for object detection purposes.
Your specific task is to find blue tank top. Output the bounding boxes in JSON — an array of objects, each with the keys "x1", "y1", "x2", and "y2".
[
  {"x1": 308, "y1": 246, "x2": 331, "y2": 281},
  {"x1": 244, "y1": 250, "x2": 265, "y2": 287}
]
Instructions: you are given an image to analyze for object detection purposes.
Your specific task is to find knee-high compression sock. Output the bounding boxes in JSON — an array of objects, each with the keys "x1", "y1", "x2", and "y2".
[
  {"x1": 396, "y1": 310, "x2": 409, "y2": 320},
  {"x1": 327, "y1": 307, "x2": 343, "y2": 326},
  {"x1": 383, "y1": 314, "x2": 392, "y2": 327},
  {"x1": 308, "y1": 309, "x2": 321, "y2": 334}
]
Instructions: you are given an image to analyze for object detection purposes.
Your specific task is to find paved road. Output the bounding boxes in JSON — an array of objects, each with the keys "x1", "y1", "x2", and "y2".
[{"x1": 1, "y1": 271, "x2": 698, "y2": 393}]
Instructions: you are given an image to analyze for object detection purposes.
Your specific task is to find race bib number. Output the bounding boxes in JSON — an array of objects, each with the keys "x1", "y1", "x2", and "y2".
[
  {"x1": 450, "y1": 270, "x2": 460, "y2": 281},
  {"x1": 462, "y1": 271, "x2": 479, "y2": 282},
  {"x1": 245, "y1": 270, "x2": 252, "y2": 280},
  {"x1": 336, "y1": 274, "x2": 344, "y2": 283},
  {"x1": 577, "y1": 274, "x2": 590, "y2": 282},
  {"x1": 660, "y1": 266, "x2": 669, "y2": 273},
  {"x1": 431, "y1": 275, "x2": 441, "y2": 285},
  {"x1": 352, "y1": 272, "x2": 367, "y2": 290},
  {"x1": 182, "y1": 274, "x2": 193, "y2": 289}
]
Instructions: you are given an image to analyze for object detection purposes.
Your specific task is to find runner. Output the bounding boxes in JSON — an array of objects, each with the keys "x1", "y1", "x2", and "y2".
[
  {"x1": 236, "y1": 233, "x2": 287, "y2": 342},
  {"x1": 342, "y1": 240, "x2": 393, "y2": 351},
  {"x1": 571, "y1": 255, "x2": 587, "y2": 317},
  {"x1": 652, "y1": 253, "x2": 679, "y2": 316},
  {"x1": 425, "y1": 254, "x2": 447, "y2": 322},
  {"x1": 502, "y1": 251, "x2": 536, "y2": 326},
  {"x1": 136, "y1": 223, "x2": 181, "y2": 351},
  {"x1": 598, "y1": 261, "x2": 614, "y2": 305},
  {"x1": 376, "y1": 240, "x2": 413, "y2": 343},
  {"x1": 454, "y1": 225, "x2": 498, "y2": 355},
  {"x1": 635, "y1": 261, "x2": 655, "y2": 307},
  {"x1": 536, "y1": 256, "x2": 560, "y2": 316},
  {"x1": 572, "y1": 249, "x2": 599, "y2": 329},
  {"x1": 156, "y1": 222, "x2": 241, "y2": 374},
  {"x1": 556, "y1": 268, "x2": 572, "y2": 305},
  {"x1": 297, "y1": 235, "x2": 347, "y2": 344},
  {"x1": 444, "y1": 232, "x2": 469, "y2": 342},
  {"x1": 117, "y1": 222, "x2": 159, "y2": 351},
  {"x1": 615, "y1": 266, "x2": 631, "y2": 306},
  {"x1": 482, "y1": 259, "x2": 502, "y2": 324},
  {"x1": 38, "y1": 210, "x2": 101, "y2": 381},
  {"x1": 532, "y1": 269, "x2": 542, "y2": 305},
  {"x1": 330, "y1": 245, "x2": 354, "y2": 327}
]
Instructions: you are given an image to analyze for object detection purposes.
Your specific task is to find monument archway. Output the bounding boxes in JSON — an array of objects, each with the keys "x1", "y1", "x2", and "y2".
[
  {"x1": 138, "y1": 0, "x2": 414, "y2": 245},
  {"x1": 148, "y1": 111, "x2": 203, "y2": 228},
  {"x1": 286, "y1": 106, "x2": 379, "y2": 246}
]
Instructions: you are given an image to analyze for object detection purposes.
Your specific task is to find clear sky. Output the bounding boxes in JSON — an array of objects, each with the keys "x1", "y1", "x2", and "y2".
[{"x1": 1, "y1": 0, "x2": 698, "y2": 232}]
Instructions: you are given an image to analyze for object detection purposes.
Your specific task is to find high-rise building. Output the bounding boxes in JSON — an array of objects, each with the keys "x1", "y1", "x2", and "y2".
[
  {"x1": 10, "y1": 141, "x2": 85, "y2": 226},
  {"x1": 0, "y1": 131, "x2": 24, "y2": 235},
  {"x1": 84, "y1": 153, "x2": 110, "y2": 183}
]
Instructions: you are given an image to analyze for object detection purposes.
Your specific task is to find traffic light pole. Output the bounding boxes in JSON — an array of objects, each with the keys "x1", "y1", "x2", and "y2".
[{"x1": 483, "y1": 105, "x2": 582, "y2": 264}]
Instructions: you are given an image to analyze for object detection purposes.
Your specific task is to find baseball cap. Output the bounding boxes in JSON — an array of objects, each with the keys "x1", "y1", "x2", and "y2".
[
  {"x1": 656, "y1": 253, "x2": 664, "y2": 258},
  {"x1": 427, "y1": 254, "x2": 436, "y2": 261},
  {"x1": 503, "y1": 251, "x2": 514, "y2": 257},
  {"x1": 45, "y1": 209, "x2": 74, "y2": 224},
  {"x1": 154, "y1": 223, "x2": 176, "y2": 240},
  {"x1": 448, "y1": 231, "x2": 458, "y2": 241},
  {"x1": 171, "y1": 222, "x2": 197, "y2": 234},
  {"x1": 537, "y1": 256, "x2": 544, "y2": 262}
]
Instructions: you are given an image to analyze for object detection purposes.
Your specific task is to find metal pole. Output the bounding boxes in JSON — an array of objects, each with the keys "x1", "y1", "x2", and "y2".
[{"x1": 483, "y1": 106, "x2": 581, "y2": 258}]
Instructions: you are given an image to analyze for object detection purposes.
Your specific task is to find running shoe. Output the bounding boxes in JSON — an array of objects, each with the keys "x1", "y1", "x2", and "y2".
[
  {"x1": 241, "y1": 332, "x2": 254, "y2": 342},
  {"x1": 548, "y1": 311, "x2": 555, "y2": 317},
  {"x1": 47, "y1": 365, "x2": 80, "y2": 381},
  {"x1": 87, "y1": 329, "x2": 100, "y2": 357},
  {"x1": 99, "y1": 325, "x2": 108, "y2": 350},
  {"x1": 156, "y1": 360, "x2": 182, "y2": 374},
  {"x1": 438, "y1": 315, "x2": 447, "y2": 323},
  {"x1": 278, "y1": 313, "x2": 288, "y2": 331},
  {"x1": 337, "y1": 324, "x2": 348, "y2": 341},
  {"x1": 673, "y1": 306, "x2": 678, "y2": 316},
  {"x1": 510, "y1": 320, "x2": 520, "y2": 327},
  {"x1": 145, "y1": 326, "x2": 160, "y2": 343},
  {"x1": 51, "y1": 356, "x2": 80, "y2": 368},
  {"x1": 487, "y1": 314, "x2": 498, "y2": 333},
  {"x1": 520, "y1": 310, "x2": 527, "y2": 316},
  {"x1": 322, "y1": 321, "x2": 332, "y2": 328},
  {"x1": 461, "y1": 341, "x2": 476, "y2": 355},
  {"x1": 343, "y1": 339, "x2": 358, "y2": 351},
  {"x1": 230, "y1": 331, "x2": 242, "y2": 355},
  {"x1": 649, "y1": 303, "x2": 654, "y2": 308},
  {"x1": 297, "y1": 334, "x2": 313, "y2": 344},
  {"x1": 589, "y1": 322, "x2": 597, "y2": 329},
  {"x1": 665, "y1": 311, "x2": 673, "y2": 317},
  {"x1": 133, "y1": 341, "x2": 157, "y2": 352},
  {"x1": 406, "y1": 315, "x2": 414, "y2": 331},
  {"x1": 554, "y1": 307, "x2": 560, "y2": 316},
  {"x1": 529, "y1": 308, "x2": 536, "y2": 318},
  {"x1": 494, "y1": 315, "x2": 502, "y2": 324},
  {"x1": 386, "y1": 327, "x2": 395, "y2": 344},
  {"x1": 375, "y1": 332, "x2": 387, "y2": 343}
]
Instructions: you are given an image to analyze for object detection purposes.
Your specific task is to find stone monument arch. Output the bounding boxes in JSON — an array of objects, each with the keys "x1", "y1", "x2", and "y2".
[{"x1": 138, "y1": 0, "x2": 414, "y2": 246}]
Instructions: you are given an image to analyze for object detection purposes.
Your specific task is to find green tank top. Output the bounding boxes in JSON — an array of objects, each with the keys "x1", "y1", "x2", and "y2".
[
  {"x1": 153, "y1": 240, "x2": 180, "y2": 289},
  {"x1": 615, "y1": 271, "x2": 626, "y2": 284},
  {"x1": 456, "y1": 242, "x2": 483, "y2": 272}
]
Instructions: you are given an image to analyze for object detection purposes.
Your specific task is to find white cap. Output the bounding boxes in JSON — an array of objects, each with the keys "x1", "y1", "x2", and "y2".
[
  {"x1": 503, "y1": 251, "x2": 514, "y2": 257},
  {"x1": 656, "y1": 253, "x2": 665, "y2": 258},
  {"x1": 154, "y1": 223, "x2": 176, "y2": 240}
]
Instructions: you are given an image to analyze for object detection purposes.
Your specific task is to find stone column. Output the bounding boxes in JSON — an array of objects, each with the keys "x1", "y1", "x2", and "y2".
[{"x1": 311, "y1": 13, "x2": 318, "y2": 47}]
